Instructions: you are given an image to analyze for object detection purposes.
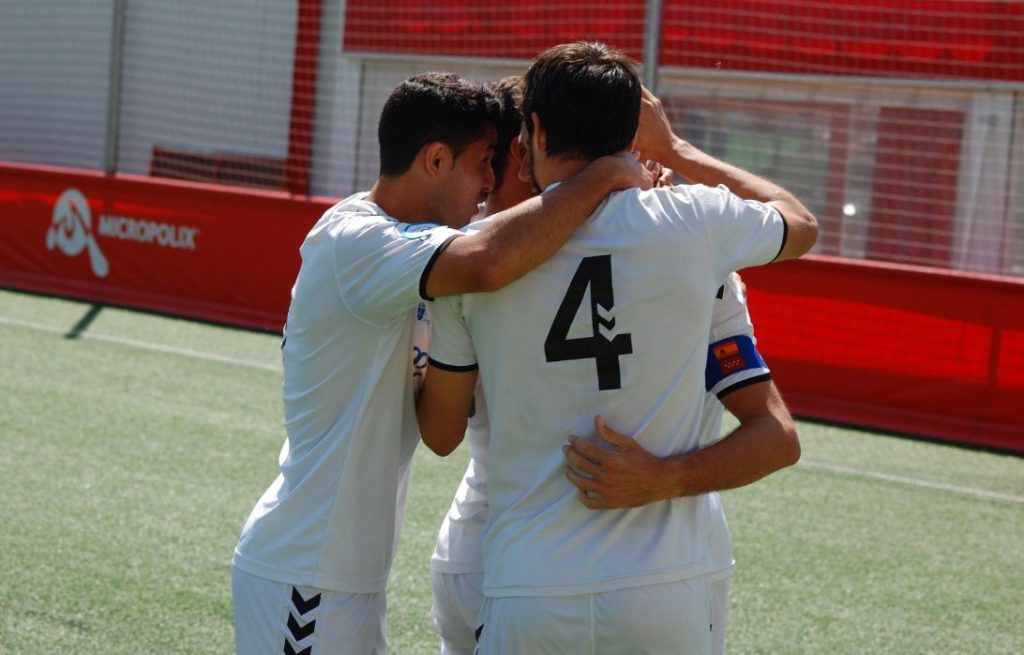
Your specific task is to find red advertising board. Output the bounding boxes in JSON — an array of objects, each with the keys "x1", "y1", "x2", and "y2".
[
  {"x1": 2, "y1": 162, "x2": 1021, "y2": 451},
  {"x1": 0, "y1": 162, "x2": 334, "y2": 331},
  {"x1": 742, "y1": 256, "x2": 1024, "y2": 451}
]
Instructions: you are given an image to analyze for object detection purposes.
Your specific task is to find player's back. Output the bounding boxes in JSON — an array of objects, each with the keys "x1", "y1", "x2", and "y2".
[{"x1": 431, "y1": 183, "x2": 784, "y2": 597}]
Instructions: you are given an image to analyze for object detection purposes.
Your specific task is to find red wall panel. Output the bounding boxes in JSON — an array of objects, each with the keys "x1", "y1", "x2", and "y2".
[
  {"x1": 0, "y1": 162, "x2": 333, "y2": 331},
  {"x1": 1, "y1": 164, "x2": 1020, "y2": 450},
  {"x1": 742, "y1": 256, "x2": 1024, "y2": 451}
]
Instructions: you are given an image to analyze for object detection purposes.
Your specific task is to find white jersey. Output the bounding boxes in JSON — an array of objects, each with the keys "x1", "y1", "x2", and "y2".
[
  {"x1": 233, "y1": 192, "x2": 460, "y2": 593},
  {"x1": 428, "y1": 183, "x2": 785, "y2": 597},
  {"x1": 428, "y1": 272, "x2": 770, "y2": 580}
]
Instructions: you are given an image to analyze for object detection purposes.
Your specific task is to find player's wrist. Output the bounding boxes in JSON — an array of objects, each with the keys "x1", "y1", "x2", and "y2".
[
  {"x1": 663, "y1": 454, "x2": 694, "y2": 498},
  {"x1": 591, "y1": 152, "x2": 650, "y2": 192},
  {"x1": 666, "y1": 138, "x2": 703, "y2": 177}
]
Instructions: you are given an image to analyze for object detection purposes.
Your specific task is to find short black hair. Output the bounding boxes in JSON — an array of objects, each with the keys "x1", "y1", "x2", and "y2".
[
  {"x1": 522, "y1": 42, "x2": 641, "y2": 160},
  {"x1": 378, "y1": 72, "x2": 500, "y2": 176},
  {"x1": 486, "y1": 76, "x2": 525, "y2": 187}
]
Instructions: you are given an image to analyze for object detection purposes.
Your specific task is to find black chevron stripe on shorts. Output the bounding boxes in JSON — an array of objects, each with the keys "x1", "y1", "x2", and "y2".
[{"x1": 283, "y1": 587, "x2": 321, "y2": 655}]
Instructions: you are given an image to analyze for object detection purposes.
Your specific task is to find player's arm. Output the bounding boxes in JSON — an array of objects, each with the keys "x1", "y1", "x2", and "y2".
[
  {"x1": 563, "y1": 382, "x2": 800, "y2": 509},
  {"x1": 424, "y1": 152, "x2": 651, "y2": 298},
  {"x1": 416, "y1": 364, "x2": 478, "y2": 457},
  {"x1": 673, "y1": 380, "x2": 799, "y2": 494},
  {"x1": 634, "y1": 87, "x2": 817, "y2": 261},
  {"x1": 416, "y1": 294, "x2": 478, "y2": 456}
]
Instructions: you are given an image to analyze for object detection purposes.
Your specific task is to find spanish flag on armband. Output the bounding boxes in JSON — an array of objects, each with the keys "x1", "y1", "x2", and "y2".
[{"x1": 713, "y1": 339, "x2": 746, "y2": 373}]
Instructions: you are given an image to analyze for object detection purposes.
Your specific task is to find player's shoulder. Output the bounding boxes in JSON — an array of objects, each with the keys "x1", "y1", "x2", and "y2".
[
  {"x1": 463, "y1": 215, "x2": 493, "y2": 236},
  {"x1": 604, "y1": 183, "x2": 724, "y2": 212},
  {"x1": 649, "y1": 182, "x2": 732, "y2": 207},
  {"x1": 326, "y1": 193, "x2": 393, "y2": 232},
  {"x1": 303, "y1": 192, "x2": 385, "y2": 240},
  {"x1": 318, "y1": 193, "x2": 458, "y2": 245},
  {"x1": 590, "y1": 185, "x2": 716, "y2": 230}
]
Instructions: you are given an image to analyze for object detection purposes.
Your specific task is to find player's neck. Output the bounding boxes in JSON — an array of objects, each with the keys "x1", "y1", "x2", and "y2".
[
  {"x1": 538, "y1": 156, "x2": 590, "y2": 191},
  {"x1": 485, "y1": 181, "x2": 535, "y2": 216},
  {"x1": 366, "y1": 176, "x2": 437, "y2": 224}
]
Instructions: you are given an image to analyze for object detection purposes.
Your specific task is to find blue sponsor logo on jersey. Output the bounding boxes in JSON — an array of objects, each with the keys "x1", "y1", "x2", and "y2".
[
  {"x1": 416, "y1": 302, "x2": 427, "y2": 321},
  {"x1": 396, "y1": 222, "x2": 441, "y2": 240},
  {"x1": 412, "y1": 346, "x2": 428, "y2": 371}
]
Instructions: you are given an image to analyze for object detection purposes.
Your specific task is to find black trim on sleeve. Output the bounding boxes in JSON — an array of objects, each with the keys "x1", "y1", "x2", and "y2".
[
  {"x1": 428, "y1": 356, "x2": 479, "y2": 373},
  {"x1": 715, "y1": 285, "x2": 725, "y2": 299},
  {"x1": 715, "y1": 372, "x2": 773, "y2": 400},
  {"x1": 772, "y1": 209, "x2": 789, "y2": 262},
  {"x1": 419, "y1": 234, "x2": 461, "y2": 301}
]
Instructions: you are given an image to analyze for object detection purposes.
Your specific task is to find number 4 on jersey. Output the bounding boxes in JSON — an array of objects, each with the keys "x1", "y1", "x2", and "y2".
[{"x1": 544, "y1": 255, "x2": 633, "y2": 390}]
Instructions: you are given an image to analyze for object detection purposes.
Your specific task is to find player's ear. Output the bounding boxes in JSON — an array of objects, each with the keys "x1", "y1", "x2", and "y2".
[
  {"x1": 422, "y1": 142, "x2": 451, "y2": 178},
  {"x1": 530, "y1": 112, "x2": 546, "y2": 155},
  {"x1": 510, "y1": 137, "x2": 526, "y2": 165},
  {"x1": 626, "y1": 135, "x2": 638, "y2": 154}
]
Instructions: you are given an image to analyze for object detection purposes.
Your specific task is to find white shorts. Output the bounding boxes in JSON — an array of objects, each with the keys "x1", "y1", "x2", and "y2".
[
  {"x1": 231, "y1": 566, "x2": 387, "y2": 655},
  {"x1": 430, "y1": 569, "x2": 485, "y2": 655},
  {"x1": 706, "y1": 576, "x2": 730, "y2": 655},
  {"x1": 477, "y1": 576, "x2": 714, "y2": 654}
]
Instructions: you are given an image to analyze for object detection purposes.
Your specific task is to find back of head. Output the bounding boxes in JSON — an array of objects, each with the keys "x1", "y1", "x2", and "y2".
[
  {"x1": 487, "y1": 76, "x2": 525, "y2": 186},
  {"x1": 522, "y1": 42, "x2": 641, "y2": 161},
  {"x1": 378, "y1": 72, "x2": 500, "y2": 177}
]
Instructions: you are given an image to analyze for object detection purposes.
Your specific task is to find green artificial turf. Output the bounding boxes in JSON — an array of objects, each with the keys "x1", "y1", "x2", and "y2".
[{"x1": 1, "y1": 289, "x2": 1021, "y2": 654}]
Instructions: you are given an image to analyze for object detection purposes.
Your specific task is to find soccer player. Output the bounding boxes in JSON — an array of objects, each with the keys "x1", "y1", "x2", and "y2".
[
  {"x1": 562, "y1": 272, "x2": 797, "y2": 655},
  {"x1": 230, "y1": 72, "x2": 649, "y2": 655},
  {"x1": 425, "y1": 76, "x2": 799, "y2": 655},
  {"x1": 417, "y1": 43, "x2": 816, "y2": 652},
  {"x1": 425, "y1": 76, "x2": 534, "y2": 655}
]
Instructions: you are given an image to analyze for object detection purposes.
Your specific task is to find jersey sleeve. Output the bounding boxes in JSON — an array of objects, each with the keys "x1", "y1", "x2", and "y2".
[
  {"x1": 691, "y1": 184, "x2": 787, "y2": 281},
  {"x1": 705, "y1": 273, "x2": 772, "y2": 398},
  {"x1": 427, "y1": 295, "x2": 478, "y2": 372},
  {"x1": 333, "y1": 219, "x2": 461, "y2": 326}
]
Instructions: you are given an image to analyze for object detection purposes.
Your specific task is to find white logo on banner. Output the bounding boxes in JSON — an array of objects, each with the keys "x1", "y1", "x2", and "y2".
[{"x1": 46, "y1": 188, "x2": 110, "y2": 278}]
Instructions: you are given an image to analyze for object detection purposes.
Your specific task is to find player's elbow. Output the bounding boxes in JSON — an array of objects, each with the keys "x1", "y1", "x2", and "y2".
[
  {"x1": 423, "y1": 439, "x2": 458, "y2": 457},
  {"x1": 773, "y1": 200, "x2": 818, "y2": 260},
  {"x1": 420, "y1": 426, "x2": 462, "y2": 457},
  {"x1": 791, "y1": 210, "x2": 819, "y2": 257},
  {"x1": 776, "y1": 421, "x2": 801, "y2": 468}
]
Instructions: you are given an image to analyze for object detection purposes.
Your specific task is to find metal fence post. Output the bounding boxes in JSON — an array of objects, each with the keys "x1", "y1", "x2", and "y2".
[
  {"x1": 643, "y1": 0, "x2": 663, "y2": 92},
  {"x1": 104, "y1": 0, "x2": 127, "y2": 175}
]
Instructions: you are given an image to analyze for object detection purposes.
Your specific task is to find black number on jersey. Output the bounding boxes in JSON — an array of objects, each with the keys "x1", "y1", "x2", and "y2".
[{"x1": 544, "y1": 255, "x2": 633, "y2": 390}]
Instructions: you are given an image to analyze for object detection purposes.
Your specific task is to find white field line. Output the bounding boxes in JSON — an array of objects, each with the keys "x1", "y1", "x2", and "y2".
[
  {"x1": 0, "y1": 316, "x2": 281, "y2": 373},
  {"x1": 798, "y1": 459, "x2": 1024, "y2": 505},
  {"x1": 3, "y1": 314, "x2": 1021, "y2": 504}
]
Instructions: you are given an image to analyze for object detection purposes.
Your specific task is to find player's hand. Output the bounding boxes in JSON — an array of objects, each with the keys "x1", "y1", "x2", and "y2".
[
  {"x1": 643, "y1": 160, "x2": 676, "y2": 187},
  {"x1": 591, "y1": 150, "x2": 655, "y2": 191},
  {"x1": 563, "y1": 415, "x2": 681, "y2": 509},
  {"x1": 634, "y1": 86, "x2": 682, "y2": 165}
]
